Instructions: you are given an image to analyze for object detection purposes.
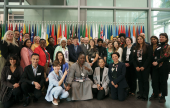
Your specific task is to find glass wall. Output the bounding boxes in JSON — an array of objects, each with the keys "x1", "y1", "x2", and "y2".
[
  {"x1": 116, "y1": 0, "x2": 147, "y2": 8},
  {"x1": 86, "y1": 0, "x2": 114, "y2": 6},
  {"x1": 151, "y1": 0, "x2": 170, "y2": 8}
]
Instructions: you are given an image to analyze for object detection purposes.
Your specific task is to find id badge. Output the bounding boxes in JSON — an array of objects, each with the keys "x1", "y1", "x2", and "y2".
[
  {"x1": 37, "y1": 73, "x2": 41, "y2": 76},
  {"x1": 91, "y1": 58, "x2": 94, "y2": 61},
  {"x1": 155, "y1": 56, "x2": 157, "y2": 60},
  {"x1": 157, "y1": 47, "x2": 161, "y2": 50},
  {"x1": 81, "y1": 73, "x2": 84, "y2": 77},
  {"x1": 133, "y1": 50, "x2": 135, "y2": 52},
  {"x1": 45, "y1": 50, "x2": 48, "y2": 52},
  {"x1": 7, "y1": 75, "x2": 11, "y2": 80},
  {"x1": 79, "y1": 79, "x2": 83, "y2": 82},
  {"x1": 138, "y1": 57, "x2": 142, "y2": 60}
]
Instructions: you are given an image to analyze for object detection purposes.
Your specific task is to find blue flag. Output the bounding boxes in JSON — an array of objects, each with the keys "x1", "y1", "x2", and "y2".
[
  {"x1": 116, "y1": 25, "x2": 118, "y2": 36},
  {"x1": 113, "y1": 25, "x2": 116, "y2": 37},
  {"x1": 18, "y1": 24, "x2": 20, "y2": 41},
  {"x1": 131, "y1": 25, "x2": 133, "y2": 38},
  {"x1": 126, "y1": 25, "x2": 128, "y2": 37},
  {"x1": 47, "y1": 24, "x2": 49, "y2": 38},
  {"x1": 31, "y1": 25, "x2": 34, "y2": 43},
  {"x1": 5, "y1": 23, "x2": 8, "y2": 32},
  {"x1": 70, "y1": 24, "x2": 72, "y2": 37},
  {"x1": 138, "y1": 26, "x2": 140, "y2": 34},
  {"x1": 49, "y1": 24, "x2": 51, "y2": 37},
  {"x1": 103, "y1": 25, "x2": 105, "y2": 39},
  {"x1": 143, "y1": 26, "x2": 145, "y2": 33},
  {"x1": 90, "y1": 25, "x2": 93, "y2": 39}
]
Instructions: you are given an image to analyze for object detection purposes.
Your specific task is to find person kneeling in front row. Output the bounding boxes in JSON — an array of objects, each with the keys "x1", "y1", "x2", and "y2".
[
  {"x1": 108, "y1": 52, "x2": 128, "y2": 101},
  {"x1": 21, "y1": 53, "x2": 45, "y2": 107},
  {"x1": 45, "y1": 60, "x2": 69, "y2": 105}
]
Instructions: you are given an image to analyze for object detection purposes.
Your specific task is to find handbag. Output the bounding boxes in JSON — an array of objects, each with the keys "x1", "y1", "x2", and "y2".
[{"x1": 0, "y1": 85, "x2": 13, "y2": 103}]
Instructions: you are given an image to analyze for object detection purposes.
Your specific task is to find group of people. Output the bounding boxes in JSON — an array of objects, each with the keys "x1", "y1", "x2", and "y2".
[{"x1": 0, "y1": 29, "x2": 170, "y2": 108}]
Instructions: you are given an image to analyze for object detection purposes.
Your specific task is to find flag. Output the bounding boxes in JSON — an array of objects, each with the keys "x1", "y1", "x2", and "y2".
[
  {"x1": 5, "y1": 23, "x2": 8, "y2": 32},
  {"x1": 111, "y1": 25, "x2": 113, "y2": 40},
  {"x1": 133, "y1": 25, "x2": 136, "y2": 43},
  {"x1": 9, "y1": 24, "x2": 10, "y2": 30},
  {"x1": 143, "y1": 26, "x2": 145, "y2": 33},
  {"x1": 39, "y1": 24, "x2": 41, "y2": 37},
  {"x1": 29, "y1": 24, "x2": 31, "y2": 36},
  {"x1": 36, "y1": 24, "x2": 38, "y2": 36},
  {"x1": 136, "y1": 26, "x2": 139, "y2": 36},
  {"x1": 113, "y1": 25, "x2": 116, "y2": 37},
  {"x1": 128, "y1": 26, "x2": 130, "y2": 37},
  {"x1": 90, "y1": 25, "x2": 93, "y2": 40},
  {"x1": 93, "y1": 24, "x2": 95, "y2": 39},
  {"x1": 1, "y1": 23, "x2": 5, "y2": 40},
  {"x1": 51, "y1": 24, "x2": 54, "y2": 38},
  {"x1": 31, "y1": 25, "x2": 34, "y2": 43},
  {"x1": 105, "y1": 25, "x2": 107, "y2": 40},
  {"x1": 34, "y1": 24, "x2": 36, "y2": 40},
  {"x1": 18, "y1": 24, "x2": 20, "y2": 41},
  {"x1": 54, "y1": 24, "x2": 57, "y2": 45},
  {"x1": 70, "y1": 24, "x2": 72, "y2": 37},
  {"x1": 126, "y1": 25, "x2": 128, "y2": 37},
  {"x1": 41, "y1": 23, "x2": 44, "y2": 39},
  {"x1": 75, "y1": 24, "x2": 77, "y2": 37},
  {"x1": 20, "y1": 26, "x2": 23, "y2": 41},
  {"x1": 46, "y1": 24, "x2": 49, "y2": 45},
  {"x1": 11, "y1": 24, "x2": 13, "y2": 31},
  {"x1": 121, "y1": 25, "x2": 122, "y2": 33},
  {"x1": 0, "y1": 23, "x2": 2, "y2": 40},
  {"x1": 131, "y1": 25, "x2": 133, "y2": 39},
  {"x1": 59, "y1": 24, "x2": 62, "y2": 38},
  {"x1": 138, "y1": 26, "x2": 140, "y2": 35},
  {"x1": 98, "y1": 25, "x2": 100, "y2": 39},
  {"x1": 67, "y1": 24, "x2": 69, "y2": 39},
  {"x1": 103, "y1": 25, "x2": 105, "y2": 41},
  {"x1": 85, "y1": 23, "x2": 88, "y2": 37},
  {"x1": 72, "y1": 24, "x2": 74, "y2": 37},
  {"x1": 57, "y1": 24, "x2": 59, "y2": 44},
  {"x1": 80, "y1": 24, "x2": 82, "y2": 38},
  {"x1": 65, "y1": 24, "x2": 67, "y2": 38},
  {"x1": 78, "y1": 24, "x2": 80, "y2": 42},
  {"x1": 118, "y1": 25, "x2": 120, "y2": 35},
  {"x1": 95, "y1": 24, "x2": 98, "y2": 38},
  {"x1": 50, "y1": 24, "x2": 52, "y2": 37},
  {"x1": 100, "y1": 25, "x2": 103, "y2": 39},
  {"x1": 83, "y1": 24, "x2": 85, "y2": 38},
  {"x1": 15, "y1": 24, "x2": 18, "y2": 30},
  {"x1": 88, "y1": 25, "x2": 90, "y2": 39},
  {"x1": 23, "y1": 24, "x2": 26, "y2": 35},
  {"x1": 116, "y1": 25, "x2": 118, "y2": 37},
  {"x1": 140, "y1": 26, "x2": 143, "y2": 33},
  {"x1": 26, "y1": 24, "x2": 28, "y2": 33},
  {"x1": 107, "y1": 25, "x2": 110, "y2": 40},
  {"x1": 123, "y1": 25, "x2": 125, "y2": 33}
]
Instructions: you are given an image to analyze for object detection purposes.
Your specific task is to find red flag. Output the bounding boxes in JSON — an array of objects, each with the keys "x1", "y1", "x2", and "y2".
[
  {"x1": 121, "y1": 25, "x2": 122, "y2": 33},
  {"x1": 123, "y1": 25, "x2": 125, "y2": 33},
  {"x1": 29, "y1": 24, "x2": 31, "y2": 36},
  {"x1": 128, "y1": 26, "x2": 130, "y2": 37},
  {"x1": 140, "y1": 26, "x2": 142, "y2": 33},
  {"x1": 65, "y1": 24, "x2": 67, "y2": 38},
  {"x1": 118, "y1": 25, "x2": 120, "y2": 35},
  {"x1": 51, "y1": 24, "x2": 54, "y2": 38},
  {"x1": 59, "y1": 24, "x2": 62, "y2": 38},
  {"x1": 11, "y1": 24, "x2": 13, "y2": 31},
  {"x1": 15, "y1": 24, "x2": 18, "y2": 30},
  {"x1": 136, "y1": 26, "x2": 139, "y2": 36}
]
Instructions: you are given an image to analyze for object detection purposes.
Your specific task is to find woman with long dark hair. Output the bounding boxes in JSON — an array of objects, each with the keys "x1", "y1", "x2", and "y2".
[
  {"x1": 113, "y1": 41, "x2": 123, "y2": 62},
  {"x1": 152, "y1": 33, "x2": 170, "y2": 103},
  {"x1": 0, "y1": 54, "x2": 23, "y2": 108},
  {"x1": 133, "y1": 35, "x2": 151, "y2": 101},
  {"x1": 86, "y1": 39, "x2": 99, "y2": 81},
  {"x1": 20, "y1": 39, "x2": 33, "y2": 70}
]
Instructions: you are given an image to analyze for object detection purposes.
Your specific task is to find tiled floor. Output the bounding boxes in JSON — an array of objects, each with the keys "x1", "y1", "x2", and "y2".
[{"x1": 1, "y1": 75, "x2": 170, "y2": 108}]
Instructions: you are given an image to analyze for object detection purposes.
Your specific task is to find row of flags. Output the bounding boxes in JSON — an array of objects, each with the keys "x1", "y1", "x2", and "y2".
[{"x1": 0, "y1": 22, "x2": 145, "y2": 44}]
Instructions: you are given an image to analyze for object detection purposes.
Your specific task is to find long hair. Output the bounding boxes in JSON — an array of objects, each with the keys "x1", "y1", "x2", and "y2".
[
  {"x1": 5, "y1": 54, "x2": 20, "y2": 67},
  {"x1": 89, "y1": 39, "x2": 97, "y2": 52},
  {"x1": 23, "y1": 39, "x2": 31, "y2": 48},
  {"x1": 150, "y1": 36, "x2": 159, "y2": 45},
  {"x1": 55, "y1": 51, "x2": 66, "y2": 65},
  {"x1": 113, "y1": 41, "x2": 120, "y2": 52},
  {"x1": 135, "y1": 35, "x2": 147, "y2": 54},
  {"x1": 2, "y1": 30, "x2": 18, "y2": 46}
]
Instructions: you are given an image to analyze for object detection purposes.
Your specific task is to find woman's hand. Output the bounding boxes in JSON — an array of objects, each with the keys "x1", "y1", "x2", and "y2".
[
  {"x1": 125, "y1": 63, "x2": 130, "y2": 67},
  {"x1": 13, "y1": 83, "x2": 19, "y2": 88},
  {"x1": 136, "y1": 67, "x2": 140, "y2": 72},
  {"x1": 111, "y1": 81, "x2": 115, "y2": 86},
  {"x1": 152, "y1": 62, "x2": 158, "y2": 66},
  {"x1": 65, "y1": 85, "x2": 71, "y2": 91},
  {"x1": 97, "y1": 84, "x2": 101, "y2": 90},
  {"x1": 100, "y1": 87, "x2": 104, "y2": 90},
  {"x1": 114, "y1": 84, "x2": 118, "y2": 88},
  {"x1": 46, "y1": 77, "x2": 49, "y2": 82},
  {"x1": 83, "y1": 66, "x2": 91, "y2": 71},
  {"x1": 64, "y1": 69, "x2": 69, "y2": 76},
  {"x1": 140, "y1": 67, "x2": 145, "y2": 71}
]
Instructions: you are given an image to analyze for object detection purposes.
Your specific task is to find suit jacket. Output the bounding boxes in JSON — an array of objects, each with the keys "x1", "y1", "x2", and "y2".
[
  {"x1": 80, "y1": 44, "x2": 89, "y2": 56},
  {"x1": 34, "y1": 46, "x2": 50, "y2": 66},
  {"x1": 68, "y1": 44, "x2": 82, "y2": 62},
  {"x1": 46, "y1": 45, "x2": 55, "y2": 62},
  {"x1": 108, "y1": 62, "x2": 128, "y2": 88},
  {"x1": 132, "y1": 45, "x2": 152, "y2": 69},
  {"x1": 21, "y1": 65, "x2": 45, "y2": 87},
  {"x1": 122, "y1": 46, "x2": 133, "y2": 65},
  {"x1": 93, "y1": 67, "x2": 110, "y2": 95}
]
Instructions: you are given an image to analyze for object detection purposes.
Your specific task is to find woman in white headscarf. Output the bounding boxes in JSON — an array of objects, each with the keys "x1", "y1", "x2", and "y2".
[{"x1": 53, "y1": 37, "x2": 69, "y2": 63}]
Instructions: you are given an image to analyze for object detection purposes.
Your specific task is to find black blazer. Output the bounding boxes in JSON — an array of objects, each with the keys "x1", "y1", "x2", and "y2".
[
  {"x1": 68, "y1": 44, "x2": 82, "y2": 62},
  {"x1": 132, "y1": 45, "x2": 152, "y2": 69},
  {"x1": 96, "y1": 46, "x2": 107, "y2": 58},
  {"x1": 21, "y1": 65, "x2": 45, "y2": 87},
  {"x1": 46, "y1": 45, "x2": 55, "y2": 62},
  {"x1": 108, "y1": 62, "x2": 128, "y2": 88},
  {"x1": 122, "y1": 46, "x2": 133, "y2": 65}
]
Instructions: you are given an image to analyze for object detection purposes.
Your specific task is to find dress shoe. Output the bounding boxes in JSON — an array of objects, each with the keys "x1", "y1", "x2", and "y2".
[
  {"x1": 149, "y1": 95, "x2": 159, "y2": 100},
  {"x1": 33, "y1": 97, "x2": 38, "y2": 103},
  {"x1": 23, "y1": 97, "x2": 30, "y2": 107},
  {"x1": 142, "y1": 97, "x2": 148, "y2": 101},
  {"x1": 137, "y1": 96, "x2": 143, "y2": 99},
  {"x1": 159, "y1": 96, "x2": 166, "y2": 103}
]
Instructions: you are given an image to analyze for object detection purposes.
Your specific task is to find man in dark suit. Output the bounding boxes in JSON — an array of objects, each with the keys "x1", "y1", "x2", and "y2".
[
  {"x1": 46, "y1": 37, "x2": 55, "y2": 62},
  {"x1": 21, "y1": 53, "x2": 45, "y2": 107},
  {"x1": 68, "y1": 36, "x2": 82, "y2": 66},
  {"x1": 14, "y1": 30, "x2": 22, "y2": 48},
  {"x1": 80, "y1": 37, "x2": 89, "y2": 56}
]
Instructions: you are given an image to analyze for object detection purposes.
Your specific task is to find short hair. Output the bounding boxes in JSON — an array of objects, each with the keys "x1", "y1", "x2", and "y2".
[
  {"x1": 55, "y1": 51, "x2": 65, "y2": 65},
  {"x1": 78, "y1": 52, "x2": 85, "y2": 58},
  {"x1": 39, "y1": 39, "x2": 46, "y2": 43},
  {"x1": 34, "y1": 36, "x2": 40, "y2": 43},
  {"x1": 119, "y1": 33, "x2": 126, "y2": 38},
  {"x1": 98, "y1": 58, "x2": 106, "y2": 63},
  {"x1": 24, "y1": 33, "x2": 30, "y2": 36},
  {"x1": 23, "y1": 39, "x2": 31, "y2": 48},
  {"x1": 97, "y1": 38, "x2": 103, "y2": 43},
  {"x1": 150, "y1": 36, "x2": 159, "y2": 45},
  {"x1": 107, "y1": 41, "x2": 112, "y2": 45},
  {"x1": 52, "y1": 60, "x2": 60, "y2": 67},
  {"x1": 125, "y1": 37, "x2": 133, "y2": 43},
  {"x1": 73, "y1": 36, "x2": 78, "y2": 40},
  {"x1": 159, "y1": 33, "x2": 168, "y2": 43},
  {"x1": 5, "y1": 54, "x2": 20, "y2": 67},
  {"x1": 111, "y1": 52, "x2": 120, "y2": 58},
  {"x1": 31, "y1": 53, "x2": 39, "y2": 58},
  {"x1": 14, "y1": 30, "x2": 19, "y2": 32},
  {"x1": 48, "y1": 37, "x2": 54, "y2": 42}
]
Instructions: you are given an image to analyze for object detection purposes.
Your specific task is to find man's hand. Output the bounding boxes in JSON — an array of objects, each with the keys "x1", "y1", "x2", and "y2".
[{"x1": 34, "y1": 82, "x2": 41, "y2": 90}]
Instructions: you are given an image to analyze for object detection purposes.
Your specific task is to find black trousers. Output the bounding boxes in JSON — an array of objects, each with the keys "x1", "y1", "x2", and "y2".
[
  {"x1": 21, "y1": 82, "x2": 42, "y2": 99},
  {"x1": 136, "y1": 67, "x2": 150, "y2": 98},
  {"x1": 110, "y1": 85, "x2": 126, "y2": 101},
  {"x1": 92, "y1": 88, "x2": 105, "y2": 100},
  {"x1": 151, "y1": 66, "x2": 161, "y2": 95},
  {"x1": 125, "y1": 65, "x2": 137, "y2": 93},
  {"x1": 3, "y1": 87, "x2": 22, "y2": 108},
  {"x1": 88, "y1": 61, "x2": 97, "y2": 82},
  {"x1": 159, "y1": 63, "x2": 169, "y2": 96}
]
